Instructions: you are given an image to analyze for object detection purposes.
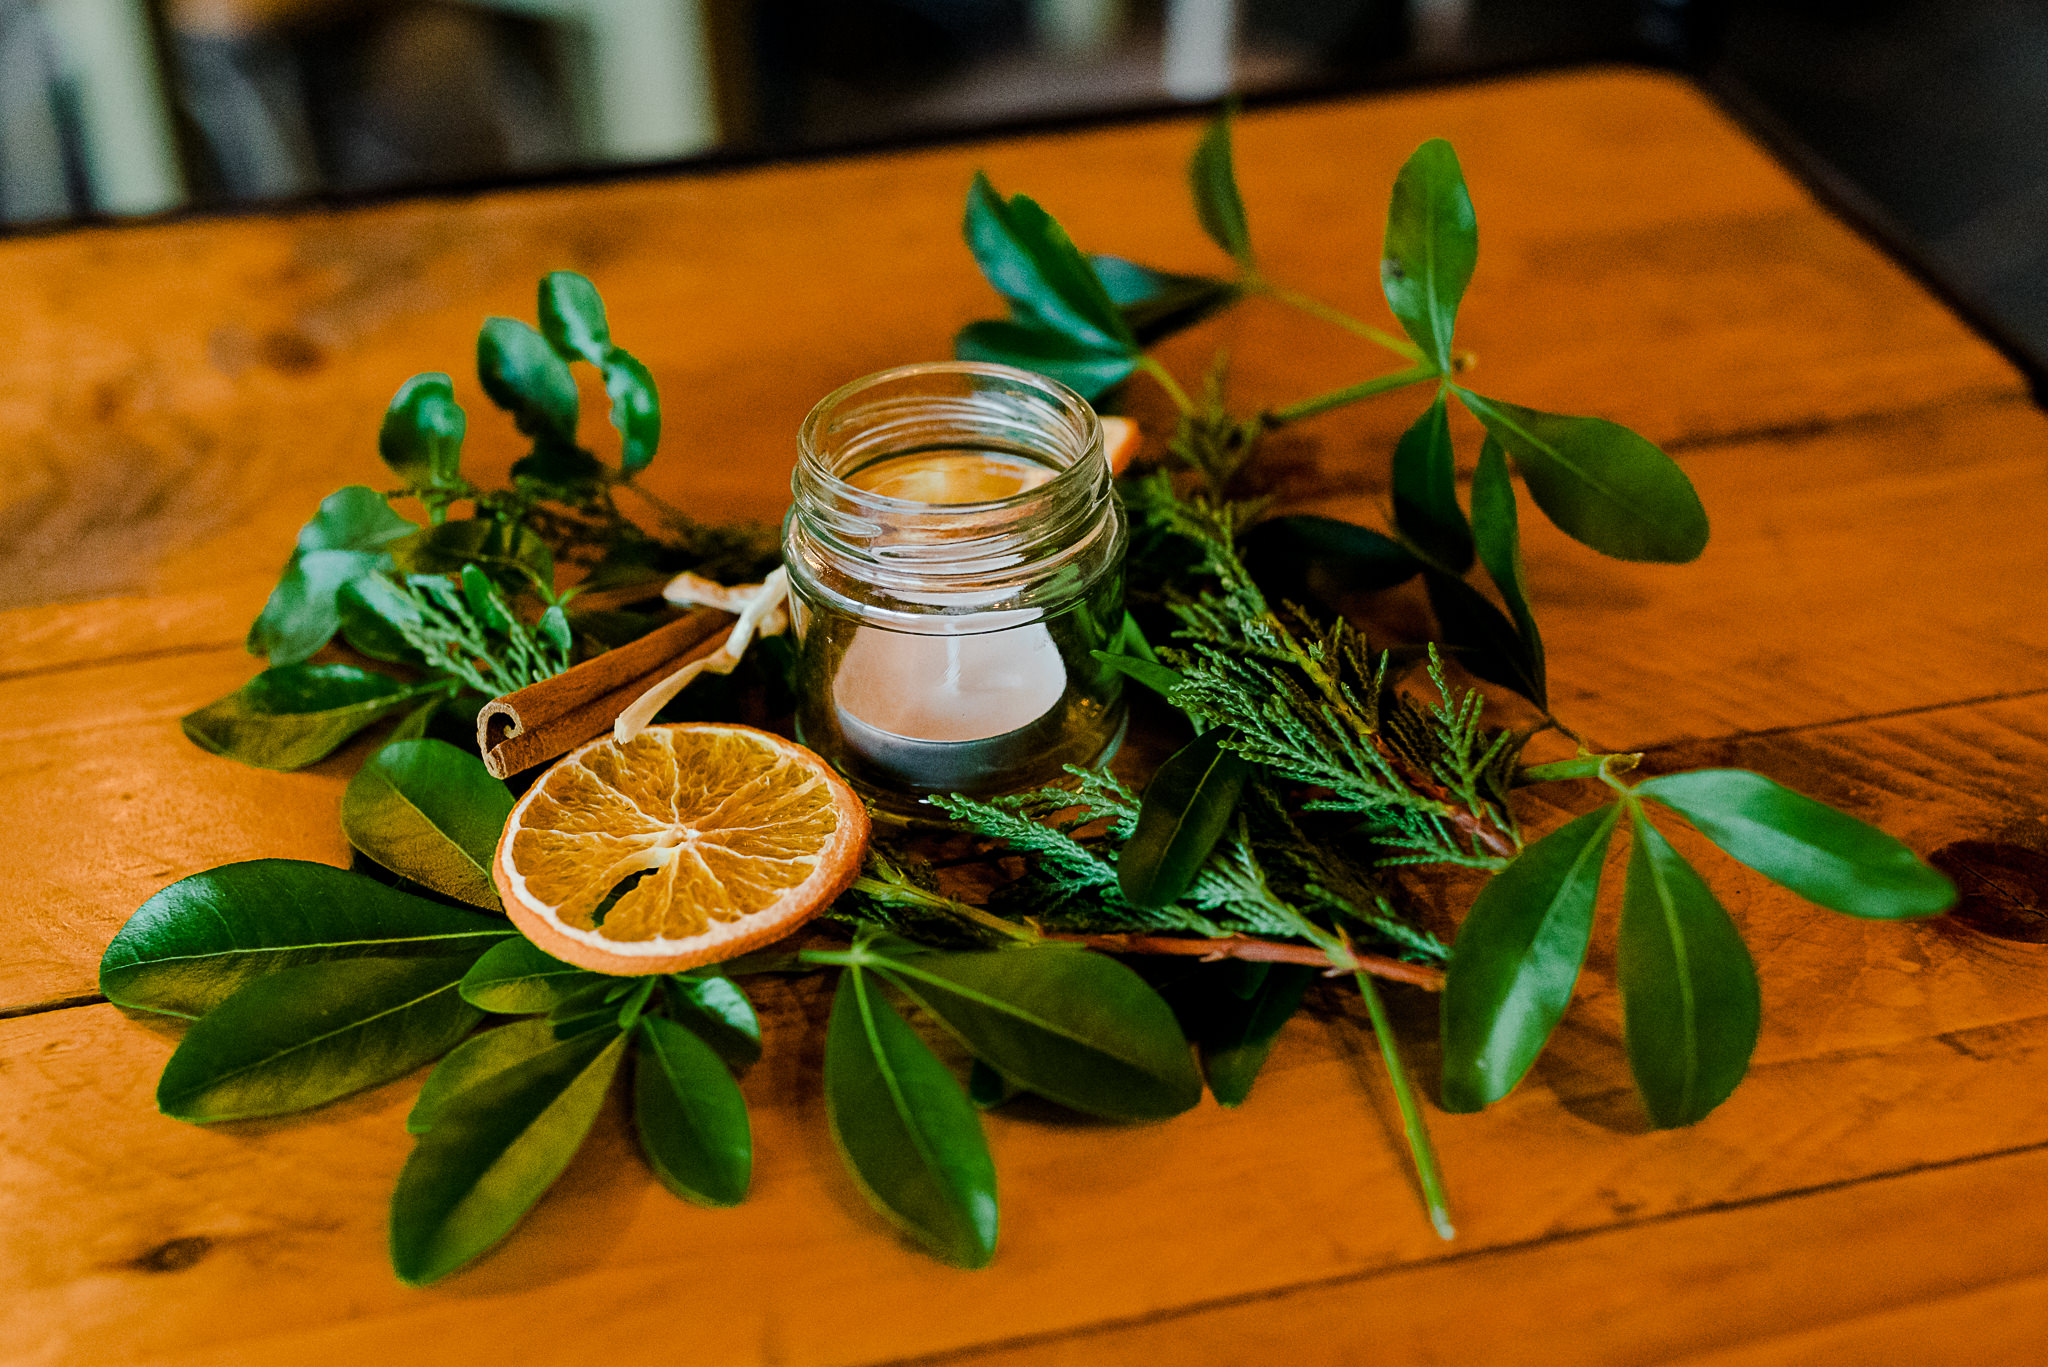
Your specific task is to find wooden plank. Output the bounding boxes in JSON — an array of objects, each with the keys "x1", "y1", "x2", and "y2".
[
  {"x1": 919, "y1": 1143, "x2": 2048, "y2": 1367},
  {"x1": 0, "y1": 69, "x2": 2018, "y2": 617},
  {"x1": 6, "y1": 692, "x2": 2047, "y2": 1365},
  {"x1": 6, "y1": 390, "x2": 2044, "y2": 1009}
]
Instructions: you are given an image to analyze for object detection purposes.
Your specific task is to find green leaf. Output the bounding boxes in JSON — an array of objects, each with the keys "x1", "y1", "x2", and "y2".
[
  {"x1": 963, "y1": 173, "x2": 1134, "y2": 352},
  {"x1": 1189, "y1": 111, "x2": 1253, "y2": 267},
  {"x1": 877, "y1": 943, "x2": 1203, "y2": 1121},
  {"x1": 1638, "y1": 769, "x2": 1956, "y2": 920},
  {"x1": 1440, "y1": 805, "x2": 1620, "y2": 1112},
  {"x1": 1089, "y1": 256, "x2": 1240, "y2": 344},
  {"x1": 954, "y1": 319, "x2": 1136, "y2": 401},
  {"x1": 459, "y1": 937, "x2": 605, "y2": 1014},
  {"x1": 1381, "y1": 138, "x2": 1476, "y2": 373},
  {"x1": 247, "y1": 487, "x2": 419, "y2": 665},
  {"x1": 156, "y1": 953, "x2": 484, "y2": 1123},
  {"x1": 1454, "y1": 389, "x2": 1708, "y2": 564},
  {"x1": 1618, "y1": 806, "x2": 1761, "y2": 1128},
  {"x1": 102, "y1": 859, "x2": 511, "y2": 1018},
  {"x1": 478, "y1": 317, "x2": 579, "y2": 445},
  {"x1": 1239, "y1": 515, "x2": 1422, "y2": 608},
  {"x1": 1193, "y1": 962, "x2": 1314, "y2": 1107},
  {"x1": 1392, "y1": 392, "x2": 1472, "y2": 571},
  {"x1": 1424, "y1": 570, "x2": 1545, "y2": 706},
  {"x1": 1119, "y1": 728, "x2": 1254, "y2": 909},
  {"x1": 667, "y1": 972, "x2": 763, "y2": 1068},
  {"x1": 391, "y1": 517, "x2": 554, "y2": 590},
  {"x1": 336, "y1": 583, "x2": 426, "y2": 666},
  {"x1": 390, "y1": 1026, "x2": 626, "y2": 1285},
  {"x1": 824, "y1": 967, "x2": 997, "y2": 1268},
  {"x1": 634, "y1": 1014, "x2": 751, "y2": 1206},
  {"x1": 511, "y1": 439, "x2": 607, "y2": 504},
  {"x1": 379, "y1": 374, "x2": 466, "y2": 492},
  {"x1": 1469, "y1": 434, "x2": 1545, "y2": 693},
  {"x1": 536, "y1": 271, "x2": 611, "y2": 365},
  {"x1": 967, "y1": 1059, "x2": 1022, "y2": 1109},
  {"x1": 1091, "y1": 649, "x2": 1185, "y2": 698},
  {"x1": 408, "y1": 1017, "x2": 559, "y2": 1133},
  {"x1": 342, "y1": 739, "x2": 514, "y2": 910},
  {"x1": 602, "y1": 348, "x2": 660, "y2": 474},
  {"x1": 182, "y1": 663, "x2": 443, "y2": 771}
]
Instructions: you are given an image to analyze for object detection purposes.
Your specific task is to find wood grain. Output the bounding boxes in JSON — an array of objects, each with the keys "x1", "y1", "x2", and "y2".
[
  {"x1": 6, "y1": 695, "x2": 2048, "y2": 1366},
  {"x1": 2, "y1": 64, "x2": 2043, "y2": 1367},
  {"x1": 0, "y1": 69, "x2": 2019, "y2": 614}
]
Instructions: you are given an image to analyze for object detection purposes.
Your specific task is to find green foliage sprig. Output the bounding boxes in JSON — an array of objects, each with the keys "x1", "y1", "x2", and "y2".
[{"x1": 106, "y1": 124, "x2": 1962, "y2": 1290}]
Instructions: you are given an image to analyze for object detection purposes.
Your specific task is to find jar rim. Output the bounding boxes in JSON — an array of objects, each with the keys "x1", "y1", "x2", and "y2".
[{"x1": 795, "y1": 361, "x2": 1105, "y2": 516}]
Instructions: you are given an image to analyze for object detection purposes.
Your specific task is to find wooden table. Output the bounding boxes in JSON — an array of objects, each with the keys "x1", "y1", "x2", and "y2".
[{"x1": 6, "y1": 66, "x2": 2047, "y2": 1366}]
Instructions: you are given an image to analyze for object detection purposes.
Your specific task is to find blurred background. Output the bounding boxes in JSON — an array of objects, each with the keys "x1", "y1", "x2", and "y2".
[{"x1": 3, "y1": 1, "x2": 2044, "y2": 367}]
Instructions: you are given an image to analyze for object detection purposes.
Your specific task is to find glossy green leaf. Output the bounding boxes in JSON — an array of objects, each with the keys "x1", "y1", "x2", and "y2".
[
  {"x1": 877, "y1": 943, "x2": 1203, "y2": 1121},
  {"x1": 459, "y1": 937, "x2": 604, "y2": 1014},
  {"x1": 1391, "y1": 391, "x2": 1472, "y2": 571},
  {"x1": 1425, "y1": 570, "x2": 1545, "y2": 706},
  {"x1": 602, "y1": 347, "x2": 660, "y2": 474},
  {"x1": 1618, "y1": 807, "x2": 1761, "y2": 1128},
  {"x1": 391, "y1": 517, "x2": 554, "y2": 590},
  {"x1": 1189, "y1": 111, "x2": 1253, "y2": 266},
  {"x1": 342, "y1": 739, "x2": 514, "y2": 910},
  {"x1": 1090, "y1": 649, "x2": 1185, "y2": 698},
  {"x1": 102, "y1": 859, "x2": 511, "y2": 1018},
  {"x1": 1089, "y1": 255, "x2": 1240, "y2": 344},
  {"x1": 408, "y1": 1017, "x2": 558, "y2": 1133},
  {"x1": 967, "y1": 1059, "x2": 1022, "y2": 1109},
  {"x1": 478, "y1": 316, "x2": 579, "y2": 444},
  {"x1": 390, "y1": 1026, "x2": 626, "y2": 1285},
  {"x1": 1455, "y1": 389, "x2": 1708, "y2": 563},
  {"x1": 824, "y1": 967, "x2": 997, "y2": 1268},
  {"x1": 1639, "y1": 769, "x2": 1956, "y2": 919},
  {"x1": 157, "y1": 953, "x2": 484, "y2": 1123},
  {"x1": 379, "y1": 373, "x2": 466, "y2": 492},
  {"x1": 963, "y1": 172, "x2": 1133, "y2": 352},
  {"x1": 511, "y1": 439, "x2": 607, "y2": 503},
  {"x1": 247, "y1": 487, "x2": 418, "y2": 665},
  {"x1": 1119, "y1": 729, "x2": 1254, "y2": 909},
  {"x1": 1239, "y1": 515, "x2": 1422, "y2": 608},
  {"x1": 536, "y1": 270, "x2": 611, "y2": 365},
  {"x1": 635, "y1": 1015, "x2": 751, "y2": 1206},
  {"x1": 1440, "y1": 805, "x2": 1620, "y2": 1112},
  {"x1": 1194, "y1": 962, "x2": 1315, "y2": 1107},
  {"x1": 667, "y1": 972, "x2": 763, "y2": 1069},
  {"x1": 954, "y1": 319, "x2": 1136, "y2": 401},
  {"x1": 1470, "y1": 434, "x2": 1545, "y2": 691},
  {"x1": 182, "y1": 663, "x2": 444, "y2": 771},
  {"x1": 1381, "y1": 138, "x2": 1475, "y2": 372}
]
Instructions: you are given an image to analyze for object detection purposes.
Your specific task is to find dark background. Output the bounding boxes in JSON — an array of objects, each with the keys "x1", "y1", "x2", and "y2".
[{"x1": 5, "y1": 1, "x2": 2045, "y2": 374}]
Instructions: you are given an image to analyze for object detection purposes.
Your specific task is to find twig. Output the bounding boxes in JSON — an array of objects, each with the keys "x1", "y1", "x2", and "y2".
[{"x1": 1042, "y1": 931, "x2": 1444, "y2": 990}]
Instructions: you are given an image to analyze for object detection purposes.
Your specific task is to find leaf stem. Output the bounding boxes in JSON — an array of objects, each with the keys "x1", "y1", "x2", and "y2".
[
  {"x1": 1137, "y1": 356, "x2": 1197, "y2": 416},
  {"x1": 1041, "y1": 931, "x2": 1444, "y2": 989},
  {"x1": 1353, "y1": 968, "x2": 1455, "y2": 1240},
  {"x1": 1259, "y1": 284, "x2": 1423, "y2": 361},
  {"x1": 1264, "y1": 364, "x2": 1439, "y2": 428}
]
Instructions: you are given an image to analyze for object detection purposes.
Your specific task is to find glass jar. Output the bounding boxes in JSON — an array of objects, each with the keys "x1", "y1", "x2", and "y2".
[{"x1": 784, "y1": 362, "x2": 1127, "y2": 816}]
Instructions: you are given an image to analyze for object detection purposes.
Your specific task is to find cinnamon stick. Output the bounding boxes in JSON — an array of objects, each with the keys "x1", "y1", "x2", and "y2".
[{"x1": 476, "y1": 606, "x2": 734, "y2": 778}]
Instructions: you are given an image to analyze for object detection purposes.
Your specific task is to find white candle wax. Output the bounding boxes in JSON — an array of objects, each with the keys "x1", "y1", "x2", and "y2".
[{"x1": 831, "y1": 449, "x2": 1068, "y2": 788}]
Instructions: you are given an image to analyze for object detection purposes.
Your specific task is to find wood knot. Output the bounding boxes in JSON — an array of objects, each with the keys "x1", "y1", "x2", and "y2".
[
  {"x1": 1928, "y1": 841, "x2": 2048, "y2": 943},
  {"x1": 130, "y1": 1235, "x2": 212, "y2": 1273}
]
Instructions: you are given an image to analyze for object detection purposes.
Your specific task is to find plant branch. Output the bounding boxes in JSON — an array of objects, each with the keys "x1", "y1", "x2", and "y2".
[
  {"x1": 1354, "y1": 966, "x2": 1455, "y2": 1240},
  {"x1": 1260, "y1": 284, "x2": 1423, "y2": 361},
  {"x1": 1264, "y1": 364, "x2": 1439, "y2": 427},
  {"x1": 1041, "y1": 931, "x2": 1445, "y2": 989},
  {"x1": 1137, "y1": 355, "x2": 1197, "y2": 415}
]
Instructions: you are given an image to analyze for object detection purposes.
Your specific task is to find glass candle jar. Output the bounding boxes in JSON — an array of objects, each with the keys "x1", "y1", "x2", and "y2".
[{"x1": 783, "y1": 362, "x2": 1127, "y2": 815}]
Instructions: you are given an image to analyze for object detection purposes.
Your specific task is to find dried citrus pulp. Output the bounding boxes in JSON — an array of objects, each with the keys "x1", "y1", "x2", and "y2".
[{"x1": 494, "y1": 723, "x2": 869, "y2": 974}]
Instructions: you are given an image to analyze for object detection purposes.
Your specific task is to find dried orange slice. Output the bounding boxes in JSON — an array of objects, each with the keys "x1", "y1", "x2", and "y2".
[
  {"x1": 1102, "y1": 416, "x2": 1141, "y2": 475},
  {"x1": 494, "y1": 723, "x2": 869, "y2": 974}
]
